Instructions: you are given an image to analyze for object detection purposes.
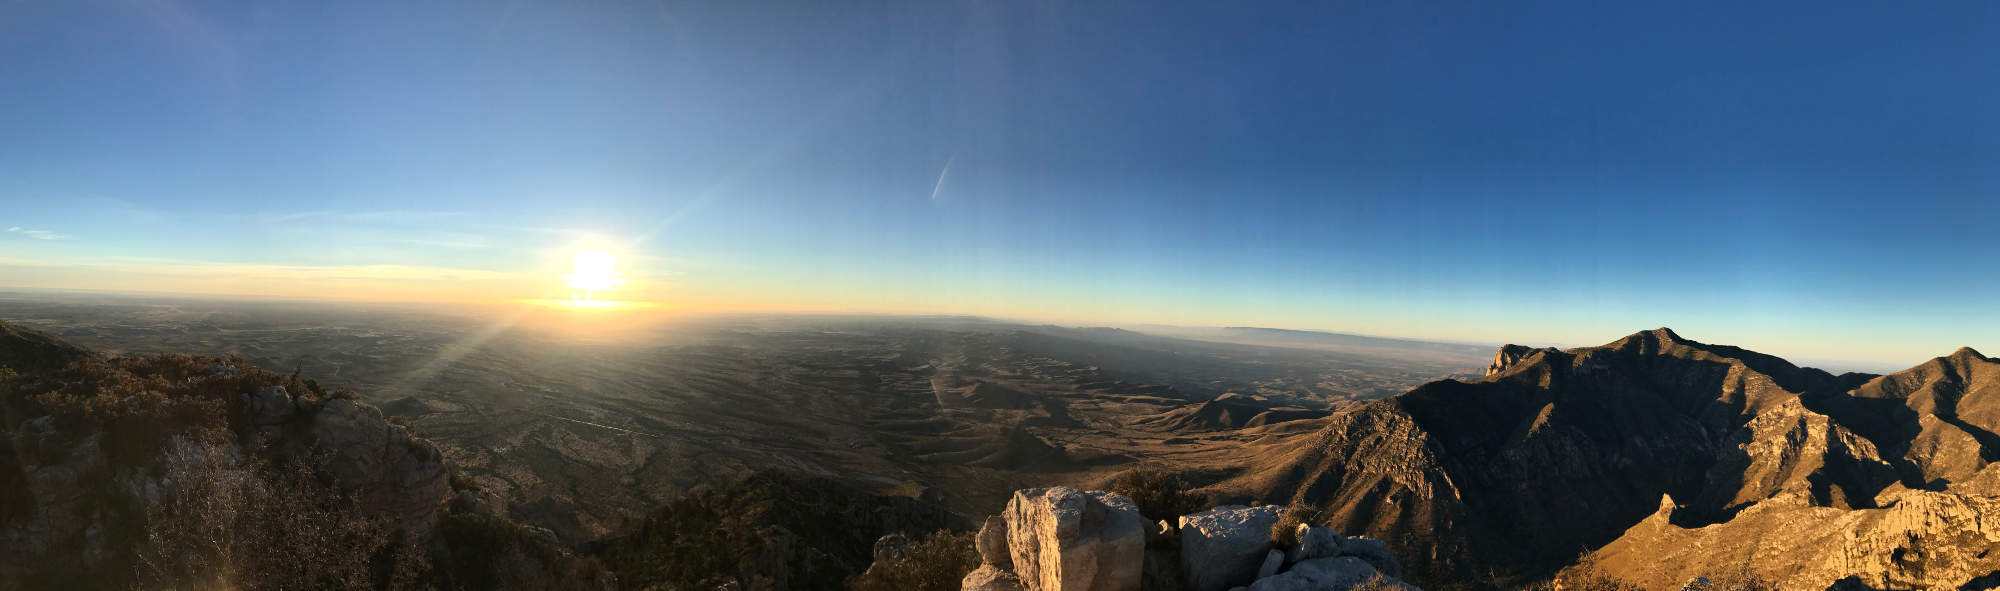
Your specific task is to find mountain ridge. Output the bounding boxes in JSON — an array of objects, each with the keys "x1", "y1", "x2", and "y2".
[{"x1": 1208, "y1": 327, "x2": 2000, "y2": 589}]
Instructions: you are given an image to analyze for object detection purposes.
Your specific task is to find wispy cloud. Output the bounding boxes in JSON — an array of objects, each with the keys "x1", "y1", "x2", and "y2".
[
  {"x1": 229, "y1": 210, "x2": 476, "y2": 224},
  {"x1": 6, "y1": 226, "x2": 69, "y2": 240}
]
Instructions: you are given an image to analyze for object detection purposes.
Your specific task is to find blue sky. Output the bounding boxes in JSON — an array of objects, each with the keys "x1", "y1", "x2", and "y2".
[{"x1": 1, "y1": 0, "x2": 1996, "y2": 366}]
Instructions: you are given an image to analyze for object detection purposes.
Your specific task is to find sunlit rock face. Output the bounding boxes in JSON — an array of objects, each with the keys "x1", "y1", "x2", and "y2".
[
  {"x1": 1003, "y1": 487, "x2": 1146, "y2": 591},
  {"x1": 1587, "y1": 347, "x2": 2000, "y2": 590},
  {"x1": 1484, "y1": 344, "x2": 1558, "y2": 377},
  {"x1": 1221, "y1": 329, "x2": 2000, "y2": 589}
]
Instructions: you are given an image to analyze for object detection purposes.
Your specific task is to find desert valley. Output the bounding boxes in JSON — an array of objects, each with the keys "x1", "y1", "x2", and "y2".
[{"x1": 6, "y1": 293, "x2": 2000, "y2": 590}]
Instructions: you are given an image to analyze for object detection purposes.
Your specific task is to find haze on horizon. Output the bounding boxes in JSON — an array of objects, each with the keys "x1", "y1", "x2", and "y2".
[{"x1": 2, "y1": 0, "x2": 1995, "y2": 367}]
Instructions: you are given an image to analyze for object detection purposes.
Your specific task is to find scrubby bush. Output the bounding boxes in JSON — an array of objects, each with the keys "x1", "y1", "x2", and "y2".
[
  {"x1": 1692, "y1": 565, "x2": 1778, "y2": 591},
  {"x1": 1516, "y1": 553, "x2": 1645, "y2": 591},
  {"x1": 846, "y1": 529, "x2": 979, "y2": 591},
  {"x1": 593, "y1": 473, "x2": 958, "y2": 590},
  {"x1": 1518, "y1": 557, "x2": 1775, "y2": 591},
  {"x1": 0, "y1": 333, "x2": 606, "y2": 591},
  {"x1": 1108, "y1": 465, "x2": 1208, "y2": 523},
  {"x1": 135, "y1": 436, "x2": 416, "y2": 590},
  {"x1": 1355, "y1": 573, "x2": 1410, "y2": 590},
  {"x1": 1269, "y1": 505, "x2": 1329, "y2": 547}
]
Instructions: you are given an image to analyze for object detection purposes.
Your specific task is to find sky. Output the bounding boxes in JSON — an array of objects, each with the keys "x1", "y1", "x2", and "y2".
[{"x1": 1, "y1": 0, "x2": 1996, "y2": 367}]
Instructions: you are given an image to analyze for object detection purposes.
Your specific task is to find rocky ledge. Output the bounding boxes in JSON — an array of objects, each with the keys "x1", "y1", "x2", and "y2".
[{"x1": 949, "y1": 487, "x2": 1418, "y2": 591}]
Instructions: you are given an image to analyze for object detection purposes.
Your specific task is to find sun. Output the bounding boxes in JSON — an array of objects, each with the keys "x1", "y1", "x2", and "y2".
[{"x1": 563, "y1": 250, "x2": 624, "y2": 299}]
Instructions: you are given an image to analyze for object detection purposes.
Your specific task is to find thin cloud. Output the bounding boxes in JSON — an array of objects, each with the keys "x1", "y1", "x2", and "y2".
[
  {"x1": 6, "y1": 226, "x2": 68, "y2": 240},
  {"x1": 233, "y1": 210, "x2": 475, "y2": 224},
  {"x1": 929, "y1": 156, "x2": 954, "y2": 203}
]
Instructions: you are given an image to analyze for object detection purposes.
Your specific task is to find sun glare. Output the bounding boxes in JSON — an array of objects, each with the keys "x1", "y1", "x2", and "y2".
[{"x1": 563, "y1": 250, "x2": 624, "y2": 299}]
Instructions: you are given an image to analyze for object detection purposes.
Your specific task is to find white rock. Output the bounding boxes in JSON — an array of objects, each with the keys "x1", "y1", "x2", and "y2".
[
  {"x1": 1005, "y1": 487, "x2": 1146, "y2": 591},
  {"x1": 1247, "y1": 556, "x2": 1414, "y2": 591},
  {"x1": 1336, "y1": 536, "x2": 1400, "y2": 578},
  {"x1": 963, "y1": 564, "x2": 1026, "y2": 591},
  {"x1": 1178, "y1": 504, "x2": 1287, "y2": 591},
  {"x1": 1256, "y1": 548, "x2": 1285, "y2": 579},
  {"x1": 1289, "y1": 524, "x2": 1342, "y2": 565}
]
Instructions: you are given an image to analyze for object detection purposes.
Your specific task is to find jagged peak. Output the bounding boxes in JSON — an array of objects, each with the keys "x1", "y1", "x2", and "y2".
[{"x1": 1486, "y1": 344, "x2": 1559, "y2": 377}]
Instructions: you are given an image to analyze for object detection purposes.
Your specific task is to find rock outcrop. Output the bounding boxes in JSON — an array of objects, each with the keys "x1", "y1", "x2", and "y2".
[
  {"x1": 1179, "y1": 504, "x2": 1287, "y2": 591},
  {"x1": 1288, "y1": 523, "x2": 1341, "y2": 564},
  {"x1": 1246, "y1": 556, "x2": 1413, "y2": 591},
  {"x1": 1484, "y1": 344, "x2": 1558, "y2": 377},
  {"x1": 1002, "y1": 487, "x2": 1146, "y2": 591},
  {"x1": 979, "y1": 514, "x2": 1014, "y2": 569},
  {"x1": 964, "y1": 493, "x2": 1417, "y2": 591},
  {"x1": 963, "y1": 564, "x2": 1027, "y2": 591},
  {"x1": 298, "y1": 397, "x2": 449, "y2": 527}
]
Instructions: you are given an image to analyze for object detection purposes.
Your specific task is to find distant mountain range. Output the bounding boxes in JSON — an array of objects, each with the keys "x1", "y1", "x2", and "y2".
[
  {"x1": 1211, "y1": 327, "x2": 2000, "y2": 589},
  {"x1": 1136, "y1": 325, "x2": 1490, "y2": 353}
]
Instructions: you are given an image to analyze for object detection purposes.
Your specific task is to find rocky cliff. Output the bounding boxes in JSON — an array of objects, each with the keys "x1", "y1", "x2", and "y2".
[
  {"x1": 1583, "y1": 346, "x2": 2000, "y2": 590},
  {"x1": 1218, "y1": 328, "x2": 2000, "y2": 589}
]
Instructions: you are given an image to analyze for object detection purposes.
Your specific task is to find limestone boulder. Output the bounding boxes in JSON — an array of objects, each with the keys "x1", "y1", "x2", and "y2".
[
  {"x1": 1246, "y1": 556, "x2": 1415, "y2": 591},
  {"x1": 1289, "y1": 524, "x2": 1342, "y2": 564},
  {"x1": 1005, "y1": 487, "x2": 1146, "y2": 591},
  {"x1": 1337, "y1": 536, "x2": 1400, "y2": 578},
  {"x1": 979, "y1": 514, "x2": 1013, "y2": 568},
  {"x1": 1256, "y1": 549, "x2": 1284, "y2": 579},
  {"x1": 1178, "y1": 504, "x2": 1286, "y2": 591},
  {"x1": 963, "y1": 565, "x2": 1026, "y2": 591}
]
